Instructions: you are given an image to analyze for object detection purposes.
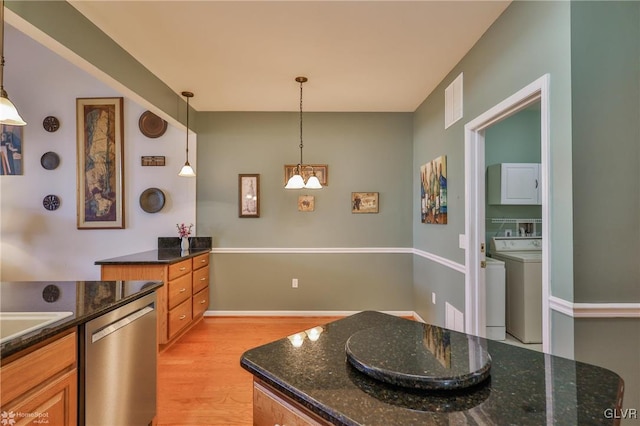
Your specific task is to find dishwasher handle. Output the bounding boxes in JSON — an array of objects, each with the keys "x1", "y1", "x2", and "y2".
[{"x1": 91, "y1": 305, "x2": 154, "y2": 343}]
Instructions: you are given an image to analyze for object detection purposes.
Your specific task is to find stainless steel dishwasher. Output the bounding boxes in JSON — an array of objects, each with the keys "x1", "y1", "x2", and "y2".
[{"x1": 81, "y1": 292, "x2": 157, "y2": 426}]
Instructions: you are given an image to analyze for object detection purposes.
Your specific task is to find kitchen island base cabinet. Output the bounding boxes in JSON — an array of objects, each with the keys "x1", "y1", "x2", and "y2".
[
  {"x1": 254, "y1": 380, "x2": 330, "y2": 426},
  {"x1": 99, "y1": 252, "x2": 210, "y2": 350},
  {"x1": 0, "y1": 330, "x2": 77, "y2": 426}
]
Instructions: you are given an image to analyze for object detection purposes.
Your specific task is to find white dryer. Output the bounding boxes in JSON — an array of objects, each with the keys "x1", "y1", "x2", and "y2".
[{"x1": 490, "y1": 237, "x2": 542, "y2": 344}]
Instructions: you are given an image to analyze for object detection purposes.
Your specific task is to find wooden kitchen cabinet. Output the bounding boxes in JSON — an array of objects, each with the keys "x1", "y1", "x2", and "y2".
[
  {"x1": 253, "y1": 379, "x2": 330, "y2": 426},
  {"x1": 100, "y1": 251, "x2": 210, "y2": 350},
  {"x1": 0, "y1": 330, "x2": 77, "y2": 426}
]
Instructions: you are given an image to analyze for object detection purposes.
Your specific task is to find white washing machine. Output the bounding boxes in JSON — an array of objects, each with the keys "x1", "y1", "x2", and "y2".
[
  {"x1": 485, "y1": 257, "x2": 506, "y2": 340},
  {"x1": 490, "y1": 237, "x2": 542, "y2": 344}
]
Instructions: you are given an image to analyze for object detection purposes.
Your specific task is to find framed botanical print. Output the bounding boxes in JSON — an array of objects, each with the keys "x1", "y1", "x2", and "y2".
[
  {"x1": 76, "y1": 97, "x2": 125, "y2": 229},
  {"x1": 239, "y1": 174, "x2": 260, "y2": 218}
]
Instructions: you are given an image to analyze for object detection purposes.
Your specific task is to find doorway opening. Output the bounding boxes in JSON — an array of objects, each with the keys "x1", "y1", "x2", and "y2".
[{"x1": 464, "y1": 74, "x2": 551, "y2": 353}]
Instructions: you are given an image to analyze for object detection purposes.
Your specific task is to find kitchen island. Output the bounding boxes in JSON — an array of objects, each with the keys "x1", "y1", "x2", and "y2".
[
  {"x1": 0, "y1": 280, "x2": 162, "y2": 426},
  {"x1": 241, "y1": 311, "x2": 625, "y2": 425}
]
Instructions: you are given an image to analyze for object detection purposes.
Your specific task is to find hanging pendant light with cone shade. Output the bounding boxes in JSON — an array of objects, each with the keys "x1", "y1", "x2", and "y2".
[
  {"x1": 178, "y1": 91, "x2": 195, "y2": 177},
  {"x1": 285, "y1": 76, "x2": 322, "y2": 190},
  {"x1": 0, "y1": 0, "x2": 26, "y2": 126}
]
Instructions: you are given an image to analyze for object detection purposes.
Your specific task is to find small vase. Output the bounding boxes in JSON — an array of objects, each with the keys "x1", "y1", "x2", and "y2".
[{"x1": 181, "y1": 237, "x2": 190, "y2": 251}]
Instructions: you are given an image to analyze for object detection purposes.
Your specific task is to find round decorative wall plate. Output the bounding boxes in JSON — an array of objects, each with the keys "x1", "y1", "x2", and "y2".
[
  {"x1": 40, "y1": 151, "x2": 60, "y2": 170},
  {"x1": 139, "y1": 187, "x2": 165, "y2": 213},
  {"x1": 42, "y1": 284, "x2": 61, "y2": 303},
  {"x1": 138, "y1": 111, "x2": 168, "y2": 138},
  {"x1": 43, "y1": 194, "x2": 61, "y2": 211},
  {"x1": 42, "y1": 116, "x2": 60, "y2": 132}
]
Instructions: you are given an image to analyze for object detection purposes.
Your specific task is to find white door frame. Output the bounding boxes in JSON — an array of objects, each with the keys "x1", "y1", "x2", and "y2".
[{"x1": 464, "y1": 74, "x2": 551, "y2": 353}]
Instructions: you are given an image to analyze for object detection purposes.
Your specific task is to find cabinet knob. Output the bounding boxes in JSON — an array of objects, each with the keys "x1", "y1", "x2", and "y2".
[
  {"x1": 201, "y1": 259, "x2": 206, "y2": 263},
  {"x1": 179, "y1": 288, "x2": 187, "y2": 293},
  {"x1": 200, "y1": 277, "x2": 206, "y2": 281},
  {"x1": 200, "y1": 300, "x2": 206, "y2": 304},
  {"x1": 179, "y1": 314, "x2": 186, "y2": 320},
  {"x1": 180, "y1": 267, "x2": 186, "y2": 271}
]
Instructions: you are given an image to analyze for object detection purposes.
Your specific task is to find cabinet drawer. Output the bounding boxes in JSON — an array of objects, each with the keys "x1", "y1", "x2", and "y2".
[
  {"x1": 192, "y1": 253, "x2": 209, "y2": 270},
  {"x1": 168, "y1": 273, "x2": 192, "y2": 309},
  {"x1": 168, "y1": 259, "x2": 191, "y2": 280},
  {"x1": 168, "y1": 299, "x2": 192, "y2": 339},
  {"x1": 192, "y1": 288, "x2": 209, "y2": 318},
  {"x1": 192, "y1": 266, "x2": 209, "y2": 294}
]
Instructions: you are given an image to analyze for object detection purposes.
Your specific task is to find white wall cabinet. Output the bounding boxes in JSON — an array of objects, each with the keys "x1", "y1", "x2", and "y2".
[{"x1": 487, "y1": 163, "x2": 541, "y2": 205}]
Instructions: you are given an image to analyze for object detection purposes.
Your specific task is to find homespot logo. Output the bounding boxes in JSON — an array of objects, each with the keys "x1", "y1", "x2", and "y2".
[
  {"x1": 1, "y1": 410, "x2": 50, "y2": 424},
  {"x1": 604, "y1": 408, "x2": 638, "y2": 420}
]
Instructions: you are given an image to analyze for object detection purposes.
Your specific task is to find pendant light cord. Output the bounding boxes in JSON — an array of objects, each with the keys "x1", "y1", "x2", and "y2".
[{"x1": 298, "y1": 78, "x2": 304, "y2": 167}]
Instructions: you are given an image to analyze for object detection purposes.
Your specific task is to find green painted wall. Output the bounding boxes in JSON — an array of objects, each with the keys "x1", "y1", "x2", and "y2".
[
  {"x1": 570, "y1": 1, "x2": 640, "y2": 303},
  {"x1": 196, "y1": 112, "x2": 414, "y2": 310},
  {"x1": 412, "y1": 1, "x2": 574, "y2": 327},
  {"x1": 570, "y1": 2, "x2": 640, "y2": 420},
  {"x1": 485, "y1": 107, "x2": 542, "y2": 241},
  {"x1": 575, "y1": 318, "x2": 640, "y2": 416}
]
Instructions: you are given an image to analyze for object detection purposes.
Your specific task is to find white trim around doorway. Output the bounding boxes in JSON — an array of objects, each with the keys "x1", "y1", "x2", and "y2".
[{"x1": 464, "y1": 74, "x2": 552, "y2": 353}]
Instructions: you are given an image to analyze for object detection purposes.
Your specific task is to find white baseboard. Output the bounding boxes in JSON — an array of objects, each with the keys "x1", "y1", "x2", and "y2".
[{"x1": 204, "y1": 310, "x2": 418, "y2": 319}]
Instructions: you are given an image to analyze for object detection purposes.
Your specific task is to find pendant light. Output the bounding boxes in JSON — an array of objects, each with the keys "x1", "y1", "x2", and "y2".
[
  {"x1": 178, "y1": 91, "x2": 195, "y2": 177},
  {"x1": 285, "y1": 76, "x2": 322, "y2": 189},
  {"x1": 0, "y1": 0, "x2": 26, "y2": 126}
]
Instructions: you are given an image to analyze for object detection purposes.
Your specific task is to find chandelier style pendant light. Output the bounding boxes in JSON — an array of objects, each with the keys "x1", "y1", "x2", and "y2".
[
  {"x1": 0, "y1": 0, "x2": 26, "y2": 126},
  {"x1": 178, "y1": 91, "x2": 195, "y2": 177},
  {"x1": 285, "y1": 76, "x2": 322, "y2": 190}
]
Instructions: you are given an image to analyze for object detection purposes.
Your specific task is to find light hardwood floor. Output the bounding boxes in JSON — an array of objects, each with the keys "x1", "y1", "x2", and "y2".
[{"x1": 156, "y1": 316, "x2": 343, "y2": 426}]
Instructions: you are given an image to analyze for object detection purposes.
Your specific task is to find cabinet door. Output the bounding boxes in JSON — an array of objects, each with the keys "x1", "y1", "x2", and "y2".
[
  {"x1": 2, "y1": 370, "x2": 77, "y2": 426},
  {"x1": 253, "y1": 381, "x2": 327, "y2": 426},
  {"x1": 502, "y1": 163, "x2": 539, "y2": 204}
]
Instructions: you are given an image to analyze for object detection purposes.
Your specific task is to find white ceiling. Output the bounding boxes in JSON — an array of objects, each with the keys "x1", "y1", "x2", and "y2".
[{"x1": 68, "y1": 1, "x2": 510, "y2": 112}]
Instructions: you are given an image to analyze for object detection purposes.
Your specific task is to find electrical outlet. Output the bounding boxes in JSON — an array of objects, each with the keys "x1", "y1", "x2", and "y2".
[
  {"x1": 432, "y1": 292, "x2": 436, "y2": 304},
  {"x1": 292, "y1": 278, "x2": 298, "y2": 289}
]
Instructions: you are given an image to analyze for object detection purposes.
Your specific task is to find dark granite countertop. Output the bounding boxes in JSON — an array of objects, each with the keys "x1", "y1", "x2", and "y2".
[
  {"x1": 0, "y1": 280, "x2": 162, "y2": 358},
  {"x1": 94, "y1": 236, "x2": 212, "y2": 265},
  {"x1": 241, "y1": 311, "x2": 624, "y2": 425},
  {"x1": 94, "y1": 248, "x2": 211, "y2": 265}
]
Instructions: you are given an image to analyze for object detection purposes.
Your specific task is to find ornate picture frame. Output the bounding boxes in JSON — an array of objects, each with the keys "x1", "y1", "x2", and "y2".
[
  {"x1": 239, "y1": 174, "x2": 260, "y2": 218},
  {"x1": 284, "y1": 164, "x2": 328, "y2": 186},
  {"x1": 76, "y1": 97, "x2": 125, "y2": 229}
]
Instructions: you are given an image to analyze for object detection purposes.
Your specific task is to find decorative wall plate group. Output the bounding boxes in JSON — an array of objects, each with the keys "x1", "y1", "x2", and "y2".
[{"x1": 41, "y1": 116, "x2": 61, "y2": 210}]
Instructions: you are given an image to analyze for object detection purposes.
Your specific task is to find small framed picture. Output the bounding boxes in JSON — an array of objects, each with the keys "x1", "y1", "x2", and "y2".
[
  {"x1": 239, "y1": 174, "x2": 260, "y2": 218},
  {"x1": 298, "y1": 195, "x2": 315, "y2": 212},
  {"x1": 351, "y1": 192, "x2": 379, "y2": 214}
]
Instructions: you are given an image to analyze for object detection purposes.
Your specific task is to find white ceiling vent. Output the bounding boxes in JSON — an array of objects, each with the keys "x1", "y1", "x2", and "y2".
[{"x1": 444, "y1": 73, "x2": 463, "y2": 129}]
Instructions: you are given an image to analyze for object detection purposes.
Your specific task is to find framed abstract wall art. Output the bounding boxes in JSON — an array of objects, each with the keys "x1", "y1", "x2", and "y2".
[
  {"x1": 239, "y1": 174, "x2": 260, "y2": 218},
  {"x1": 0, "y1": 124, "x2": 23, "y2": 175},
  {"x1": 420, "y1": 155, "x2": 447, "y2": 224},
  {"x1": 76, "y1": 97, "x2": 125, "y2": 229}
]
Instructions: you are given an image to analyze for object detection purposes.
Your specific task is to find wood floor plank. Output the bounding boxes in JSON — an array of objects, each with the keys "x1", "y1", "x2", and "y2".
[{"x1": 156, "y1": 316, "x2": 343, "y2": 426}]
